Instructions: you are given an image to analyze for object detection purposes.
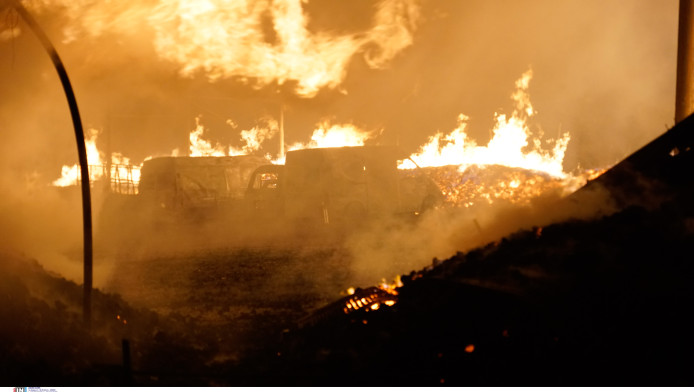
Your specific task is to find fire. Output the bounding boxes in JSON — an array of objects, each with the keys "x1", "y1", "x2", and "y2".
[
  {"x1": 28, "y1": 0, "x2": 421, "y2": 98},
  {"x1": 188, "y1": 118, "x2": 227, "y2": 157},
  {"x1": 399, "y1": 69, "x2": 570, "y2": 180},
  {"x1": 187, "y1": 116, "x2": 279, "y2": 157},
  {"x1": 149, "y1": 0, "x2": 420, "y2": 96},
  {"x1": 421, "y1": 164, "x2": 569, "y2": 207},
  {"x1": 341, "y1": 286, "x2": 398, "y2": 315},
  {"x1": 265, "y1": 121, "x2": 375, "y2": 164},
  {"x1": 51, "y1": 69, "x2": 602, "y2": 209},
  {"x1": 237, "y1": 117, "x2": 279, "y2": 155},
  {"x1": 52, "y1": 116, "x2": 374, "y2": 188},
  {"x1": 395, "y1": 69, "x2": 604, "y2": 207},
  {"x1": 51, "y1": 129, "x2": 141, "y2": 193},
  {"x1": 379, "y1": 275, "x2": 403, "y2": 296},
  {"x1": 287, "y1": 122, "x2": 373, "y2": 150},
  {"x1": 52, "y1": 129, "x2": 101, "y2": 187},
  {"x1": 306, "y1": 122, "x2": 372, "y2": 149}
]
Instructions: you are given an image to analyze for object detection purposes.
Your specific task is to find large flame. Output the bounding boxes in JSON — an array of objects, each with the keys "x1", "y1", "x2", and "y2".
[
  {"x1": 52, "y1": 116, "x2": 373, "y2": 188},
  {"x1": 52, "y1": 70, "x2": 599, "y2": 208},
  {"x1": 288, "y1": 122, "x2": 373, "y2": 150},
  {"x1": 188, "y1": 117, "x2": 227, "y2": 157},
  {"x1": 188, "y1": 116, "x2": 279, "y2": 157},
  {"x1": 187, "y1": 117, "x2": 373, "y2": 163},
  {"x1": 26, "y1": 0, "x2": 421, "y2": 97},
  {"x1": 52, "y1": 129, "x2": 141, "y2": 192},
  {"x1": 399, "y1": 70, "x2": 570, "y2": 180}
]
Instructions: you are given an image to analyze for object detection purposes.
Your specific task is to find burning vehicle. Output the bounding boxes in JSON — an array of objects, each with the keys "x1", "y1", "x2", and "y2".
[
  {"x1": 245, "y1": 146, "x2": 444, "y2": 227},
  {"x1": 99, "y1": 146, "x2": 442, "y2": 240},
  {"x1": 136, "y1": 155, "x2": 271, "y2": 223}
]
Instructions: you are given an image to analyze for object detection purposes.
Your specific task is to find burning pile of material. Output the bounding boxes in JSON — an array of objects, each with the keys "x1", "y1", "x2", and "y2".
[{"x1": 419, "y1": 164, "x2": 566, "y2": 207}]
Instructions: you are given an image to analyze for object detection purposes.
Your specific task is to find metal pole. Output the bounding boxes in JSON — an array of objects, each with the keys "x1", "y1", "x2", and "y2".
[
  {"x1": 10, "y1": 1, "x2": 93, "y2": 327},
  {"x1": 676, "y1": 0, "x2": 694, "y2": 123}
]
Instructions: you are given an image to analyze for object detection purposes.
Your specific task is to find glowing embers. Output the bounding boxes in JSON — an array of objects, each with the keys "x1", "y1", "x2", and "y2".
[
  {"x1": 419, "y1": 164, "x2": 568, "y2": 207},
  {"x1": 342, "y1": 286, "x2": 398, "y2": 315},
  {"x1": 116, "y1": 314, "x2": 128, "y2": 325}
]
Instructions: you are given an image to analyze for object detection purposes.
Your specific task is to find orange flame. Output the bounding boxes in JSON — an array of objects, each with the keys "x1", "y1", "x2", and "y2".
[
  {"x1": 188, "y1": 118, "x2": 227, "y2": 157},
  {"x1": 29, "y1": 0, "x2": 421, "y2": 98},
  {"x1": 399, "y1": 69, "x2": 570, "y2": 179},
  {"x1": 188, "y1": 116, "x2": 279, "y2": 158},
  {"x1": 289, "y1": 122, "x2": 372, "y2": 149},
  {"x1": 52, "y1": 129, "x2": 142, "y2": 189}
]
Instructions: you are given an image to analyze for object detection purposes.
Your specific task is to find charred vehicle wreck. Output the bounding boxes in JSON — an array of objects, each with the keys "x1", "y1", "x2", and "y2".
[
  {"x1": 245, "y1": 146, "x2": 443, "y2": 227},
  {"x1": 99, "y1": 146, "x2": 442, "y2": 244},
  {"x1": 137, "y1": 155, "x2": 271, "y2": 224}
]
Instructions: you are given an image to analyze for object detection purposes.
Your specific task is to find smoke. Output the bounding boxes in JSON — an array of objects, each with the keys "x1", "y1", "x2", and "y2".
[
  {"x1": 0, "y1": 0, "x2": 680, "y2": 298},
  {"x1": 1, "y1": 1, "x2": 678, "y2": 174},
  {"x1": 0, "y1": 175, "x2": 86, "y2": 282},
  {"x1": 342, "y1": 182, "x2": 617, "y2": 287},
  {"x1": 14, "y1": 0, "x2": 420, "y2": 98}
]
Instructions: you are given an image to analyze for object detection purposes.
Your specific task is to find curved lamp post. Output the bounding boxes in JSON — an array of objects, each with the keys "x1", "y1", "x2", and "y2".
[{"x1": 9, "y1": 0, "x2": 93, "y2": 326}]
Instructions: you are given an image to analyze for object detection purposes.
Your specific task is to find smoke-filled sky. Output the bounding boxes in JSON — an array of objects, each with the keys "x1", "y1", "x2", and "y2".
[{"x1": 0, "y1": 0, "x2": 679, "y2": 184}]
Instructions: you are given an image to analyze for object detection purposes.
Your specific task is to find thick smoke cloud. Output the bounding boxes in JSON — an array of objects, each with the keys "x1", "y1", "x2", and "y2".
[
  {"x1": 1, "y1": 0, "x2": 678, "y2": 168},
  {"x1": 0, "y1": 0, "x2": 680, "y2": 289}
]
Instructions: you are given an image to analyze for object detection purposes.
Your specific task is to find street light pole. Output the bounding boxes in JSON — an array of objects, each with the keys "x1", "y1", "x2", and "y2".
[{"x1": 9, "y1": 0, "x2": 93, "y2": 327}]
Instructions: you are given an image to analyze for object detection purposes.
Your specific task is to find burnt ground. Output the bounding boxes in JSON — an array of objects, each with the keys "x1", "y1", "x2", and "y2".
[
  {"x1": 3, "y1": 193, "x2": 694, "y2": 386},
  {"x1": 0, "y1": 229, "x2": 362, "y2": 386},
  {"x1": 4, "y1": 162, "x2": 694, "y2": 387},
  {"x1": 106, "y1": 243, "x2": 355, "y2": 357}
]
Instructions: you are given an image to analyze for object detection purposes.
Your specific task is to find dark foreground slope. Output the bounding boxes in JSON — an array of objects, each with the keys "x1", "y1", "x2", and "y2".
[
  {"x1": 0, "y1": 249, "x2": 304, "y2": 386},
  {"x1": 263, "y1": 115, "x2": 694, "y2": 386},
  {"x1": 6, "y1": 193, "x2": 692, "y2": 386},
  {"x1": 268, "y1": 199, "x2": 694, "y2": 386}
]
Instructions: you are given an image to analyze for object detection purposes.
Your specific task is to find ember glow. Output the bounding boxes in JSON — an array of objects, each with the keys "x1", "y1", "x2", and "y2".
[{"x1": 342, "y1": 286, "x2": 398, "y2": 315}]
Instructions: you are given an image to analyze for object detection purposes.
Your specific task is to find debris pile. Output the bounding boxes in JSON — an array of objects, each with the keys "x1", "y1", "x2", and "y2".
[{"x1": 421, "y1": 164, "x2": 566, "y2": 207}]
